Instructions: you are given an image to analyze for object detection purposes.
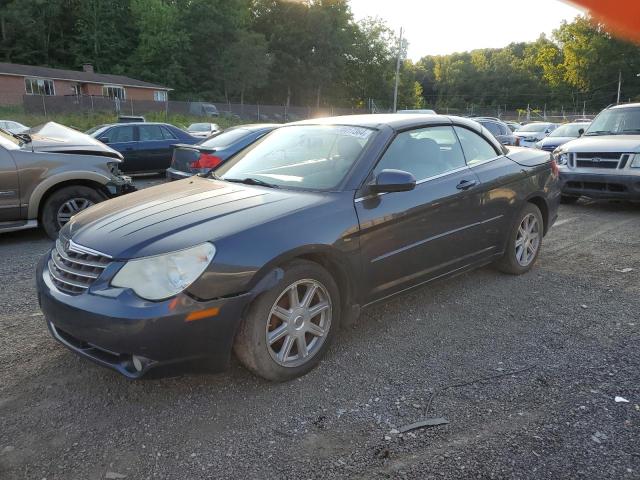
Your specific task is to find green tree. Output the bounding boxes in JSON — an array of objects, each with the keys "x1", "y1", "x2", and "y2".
[{"x1": 220, "y1": 30, "x2": 271, "y2": 105}]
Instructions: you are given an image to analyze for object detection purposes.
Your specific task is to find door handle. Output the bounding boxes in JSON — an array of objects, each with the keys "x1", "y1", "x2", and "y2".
[{"x1": 456, "y1": 179, "x2": 477, "y2": 190}]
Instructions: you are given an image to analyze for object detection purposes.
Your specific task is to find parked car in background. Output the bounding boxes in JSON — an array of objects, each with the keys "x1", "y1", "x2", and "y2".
[
  {"x1": 0, "y1": 120, "x2": 29, "y2": 134},
  {"x1": 505, "y1": 121, "x2": 521, "y2": 132},
  {"x1": 117, "y1": 115, "x2": 145, "y2": 123},
  {"x1": 37, "y1": 114, "x2": 559, "y2": 381},
  {"x1": 473, "y1": 118, "x2": 520, "y2": 146},
  {"x1": 397, "y1": 109, "x2": 436, "y2": 114},
  {"x1": 535, "y1": 121, "x2": 590, "y2": 151},
  {"x1": 0, "y1": 122, "x2": 133, "y2": 238},
  {"x1": 167, "y1": 124, "x2": 279, "y2": 180},
  {"x1": 554, "y1": 103, "x2": 640, "y2": 202},
  {"x1": 87, "y1": 122, "x2": 200, "y2": 173},
  {"x1": 189, "y1": 102, "x2": 219, "y2": 117},
  {"x1": 514, "y1": 122, "x2": 558, "y2": 147},
  {"x1": 186, "y1": 122, "x2": 221, "y2": 138}
]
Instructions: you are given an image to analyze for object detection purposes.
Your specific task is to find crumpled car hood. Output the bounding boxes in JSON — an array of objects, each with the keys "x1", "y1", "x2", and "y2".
[{"x1": 27, "y1": 122, "x2": 122, "y2": 160}]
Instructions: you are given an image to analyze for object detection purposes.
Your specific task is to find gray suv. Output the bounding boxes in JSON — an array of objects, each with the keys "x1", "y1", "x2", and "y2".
[
  {"x1": 554, "y1": 103, "x2": 640, "y2": 202},
  {"x1": 0, "y1": 122, "x2": 134, "y2": 238}
]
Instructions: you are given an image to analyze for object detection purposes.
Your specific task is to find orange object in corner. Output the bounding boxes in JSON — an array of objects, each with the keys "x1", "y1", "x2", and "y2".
[
  {"x1": 185, "y1": 307, "x2": 220, "y2": 322},
  {"x1": 569, "y1": 0, "x2": 640, "y2": 43}
]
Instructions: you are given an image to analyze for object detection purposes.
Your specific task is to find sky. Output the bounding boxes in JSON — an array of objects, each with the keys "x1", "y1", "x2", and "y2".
[{"x1": 348, "y1": 0, "x2": 586, "y2": 60}]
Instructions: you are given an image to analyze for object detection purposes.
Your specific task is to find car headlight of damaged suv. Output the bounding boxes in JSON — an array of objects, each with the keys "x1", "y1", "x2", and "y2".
[
  {"x1": 552, "y1": 149, "x2": 570, "y2": 166},
  {"x1": 111, "y1": 243, "x2": 216, "y2": 300},
  {"x1": 630, "y1": 154, "x2": 640, "y2": 168}
]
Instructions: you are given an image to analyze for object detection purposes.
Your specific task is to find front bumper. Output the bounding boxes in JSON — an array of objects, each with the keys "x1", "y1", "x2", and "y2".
[
  {"x1": 560, "y1": 171, "x2": 640, "y2": 200},
  {"x1": 36, "y1": 253, "x2": 251, "y2": 378},
  {"x1": 106, "y1": 175, "x2": 136, "y2": 196}
]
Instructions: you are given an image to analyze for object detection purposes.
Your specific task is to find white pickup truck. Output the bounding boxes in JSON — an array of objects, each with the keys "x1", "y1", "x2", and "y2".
[{"x1": 553, "y1": 103, "x2": 640, "y2": 203}]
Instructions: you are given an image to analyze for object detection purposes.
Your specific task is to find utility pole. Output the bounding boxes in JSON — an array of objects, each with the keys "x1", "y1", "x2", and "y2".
[
  {"x1": 617, "y1": 70, "x2": 622, "y2": 104},
  {"x1": 393, "y1": 26, "x2": 403, "y2": 113}
]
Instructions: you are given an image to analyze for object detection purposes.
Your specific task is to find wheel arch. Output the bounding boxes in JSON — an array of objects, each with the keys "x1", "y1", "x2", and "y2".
[
  {"x1": 32, "y1": 176, "x2": 110, "y2": 220},
  {"x1": 249, "y1": 245, "x2": 357, "y2": 322},
  {"x1": 525, "y1": 194, "x2": 549, "y2": 234}
]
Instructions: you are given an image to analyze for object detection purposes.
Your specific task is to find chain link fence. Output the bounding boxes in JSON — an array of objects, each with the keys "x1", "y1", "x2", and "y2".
[{"x1": 21, "y1": 94, "x2": 368, "y2": 122}]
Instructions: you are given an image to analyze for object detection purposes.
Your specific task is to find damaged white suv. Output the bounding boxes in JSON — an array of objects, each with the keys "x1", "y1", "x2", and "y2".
[{"x1": 554, "y1": 103, "x2": 640, "y2": 203}]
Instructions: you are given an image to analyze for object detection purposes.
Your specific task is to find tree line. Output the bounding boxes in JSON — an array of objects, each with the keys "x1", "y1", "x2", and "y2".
[{"x1": 1, "y1": 1, "x2": 639, "y2": 112}]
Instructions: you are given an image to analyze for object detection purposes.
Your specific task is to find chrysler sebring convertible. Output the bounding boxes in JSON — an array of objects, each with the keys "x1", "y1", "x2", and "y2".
[{"x1": 37, "y1": 114, "x2": 560, "y2": 381}]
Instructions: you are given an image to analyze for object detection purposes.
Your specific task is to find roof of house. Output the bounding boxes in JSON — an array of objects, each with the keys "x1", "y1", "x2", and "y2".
[{"x1": 0, "y1": 62, "x2": 171, "y2": 91}]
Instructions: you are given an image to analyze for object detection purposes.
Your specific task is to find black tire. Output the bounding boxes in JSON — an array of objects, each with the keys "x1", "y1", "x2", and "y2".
[
  {"x1": 234, "y1": 259, "x2": 340, "y2": 382},
  {"x1": 41, "y1": 186, "x2": 105, "y2": 239},
  {"x1": 560, "y1": 195, "x2": 579, "y2": 204},
  {"x1": 494, "y1": 203, "x2": 544, "y2": 275}
]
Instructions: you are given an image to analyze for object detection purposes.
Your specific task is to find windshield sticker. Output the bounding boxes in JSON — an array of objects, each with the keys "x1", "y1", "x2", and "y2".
[{"x1": 336, "y1": 126, "x2": 373, "y2": 139}]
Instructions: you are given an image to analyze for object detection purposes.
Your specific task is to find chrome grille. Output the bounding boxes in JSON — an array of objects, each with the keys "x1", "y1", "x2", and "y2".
[
  {"x1": 48, "y1": 233, "x2": 111, "y2": 295},
  {"x1": 574, "y1": 152, "x2": 624, "y2": 169}
]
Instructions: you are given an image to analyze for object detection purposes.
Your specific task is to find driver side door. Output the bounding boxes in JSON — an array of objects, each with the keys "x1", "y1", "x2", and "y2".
[{"x1": 356, "y1": 125, "x2": 485, "y2": 302}]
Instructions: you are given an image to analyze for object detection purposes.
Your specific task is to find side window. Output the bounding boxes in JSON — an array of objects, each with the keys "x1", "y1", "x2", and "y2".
[
  {"x1": 109, "y1": 126, "x2": 134, "y2": 143},
  {"x1": 160, "y1": 126, "x2": 177, "y2": 140},
  {"x1": 454, "y1": 126, "x2": 499, "y2": 166},
  {"x1": 484, "y1": 122, "x2": 501, "y2": 137},
  {"x1": 374, "y1": 126, "x2": 466, "y2": 181},
  {"x1": 139, "y1": 125, "x2": 165, "y2": 141}
]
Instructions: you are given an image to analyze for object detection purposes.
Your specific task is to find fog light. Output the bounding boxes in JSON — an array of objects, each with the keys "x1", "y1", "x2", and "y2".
[{"x1": 132, "y1": 355, "x2": 143, "y2": 372}]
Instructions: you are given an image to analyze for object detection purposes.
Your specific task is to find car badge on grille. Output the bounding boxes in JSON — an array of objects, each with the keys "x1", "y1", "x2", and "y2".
[
  {"x1": 67, "y1": 239, "x2": 112, "y2": 258},
  {"x1": 592, "y1": 157, "x2": 602, "y2": 163}
]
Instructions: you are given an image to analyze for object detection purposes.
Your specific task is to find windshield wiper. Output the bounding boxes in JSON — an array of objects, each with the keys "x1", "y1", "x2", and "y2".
[
  {"x1": 224, "y1": 177, "x2": 280, "y2": 189},
  {"x1": 584, "y1": 130, "x2": 612, "y2": 136},
  {"x1": 199, "y1": 169, "x2": 221, "y2": 179},
  {"x1": 0, "y1": 127, "x2": 31, "y2": 144},
  {"x1": 621, "y1": 128, "x2": 640, "y2": 133}
]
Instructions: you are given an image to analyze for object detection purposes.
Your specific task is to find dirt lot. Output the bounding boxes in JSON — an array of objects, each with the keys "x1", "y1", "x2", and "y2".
[{"x1": 0, "y1": 198, "x2": 638, "y2": 480}]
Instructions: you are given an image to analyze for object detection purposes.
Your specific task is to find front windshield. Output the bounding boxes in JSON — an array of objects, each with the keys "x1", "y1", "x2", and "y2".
[
  {"x1": 217, "y1": 125, "x2": 374, "y2": 190},
  {"x1": 517, "y1": 123, "x2": 549, "y2": 132},
  {"x1": 549, "y1": 123, "x2": 588, "y2": 138},
  {"x1": 189, "y1": 123, "x2": 210, "y2": 132},
  {"x1": 585, "y1": 107, "x2": 640, "y2": 135}
]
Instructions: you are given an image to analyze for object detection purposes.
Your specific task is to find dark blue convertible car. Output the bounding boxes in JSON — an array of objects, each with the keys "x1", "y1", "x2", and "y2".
[{"x1": 87, "y1": 122, "x2": 200, "y2": 173}]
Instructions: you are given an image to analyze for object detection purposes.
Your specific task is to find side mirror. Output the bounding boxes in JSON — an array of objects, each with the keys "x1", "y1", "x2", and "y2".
[
  {"x1": 370, "y1": 169, "x2": 416, "y2": 194},
  {"x1": 544, "y1": 129, "x2": 551, "y2": 135},
  {"x1": 98, "y1": 136, "x2": 110, "y2": 144},
  {"x1": 578, "y1": 128, "x2": 585, "y2": 137}
]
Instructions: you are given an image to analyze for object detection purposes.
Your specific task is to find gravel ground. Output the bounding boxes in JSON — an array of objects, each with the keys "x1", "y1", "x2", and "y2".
[{"x1": 0, "y1": 198, "x2": 638, "y2": 480}]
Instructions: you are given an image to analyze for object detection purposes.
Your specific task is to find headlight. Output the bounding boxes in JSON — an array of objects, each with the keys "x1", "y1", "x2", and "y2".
[
  {"x1": 554, "y1": 152, "x2": 569, "y2": 166},
  {"x1": 112, "y1": 243, "x2": 216, "y2": 300},
  {"x1": 630, "y1": 154, "x2": 640, "y2": 168}
]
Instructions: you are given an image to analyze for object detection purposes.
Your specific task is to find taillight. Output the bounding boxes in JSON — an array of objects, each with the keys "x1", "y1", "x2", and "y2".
[
  {"x1": 190, "y1": 152, "x2": 222, "y2": 170},
  {"x1": 515, "y1": 137, "x2": 520, "y2": 146},
  {"x1": 550, "y1": 158, "x2": 559, "y2": 177}
]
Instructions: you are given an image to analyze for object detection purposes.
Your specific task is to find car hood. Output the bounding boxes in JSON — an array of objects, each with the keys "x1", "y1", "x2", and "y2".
[
  {"x1": 26, "y1": 122, "x2": 123, "y2": 159},
  {"x1": 559, "y1": 135, "x2": 640, "y2": 153},
  {"x1": 539, "y1": 137, "x2": 574, "y2": 147},
  {"x1": 514, "y1": 131, "x2": 544, "y2": 138},
  {"x1": 65, "y1": 176, "x2": 328, "y2": 259}
]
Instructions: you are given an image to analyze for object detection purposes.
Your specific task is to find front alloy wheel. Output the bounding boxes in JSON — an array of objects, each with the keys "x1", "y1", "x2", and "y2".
[
  {"x1": 234, "y1": 260, "x2": 340, "y2": 381},
  {"x1": 266, "y1": 279, "x2": 332, "y2": 367},
  {"x1": 57, "y1": 198, "x2": 94, "y2": 228}
]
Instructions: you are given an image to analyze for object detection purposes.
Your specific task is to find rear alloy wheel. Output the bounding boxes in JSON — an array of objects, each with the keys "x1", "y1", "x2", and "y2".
[
  {"x1": 41, "y1": 186, "x2": 105, "y2": 239},
  {"x1": 234, "y1": 260, "x2": 340, "y2": 381},
  {"x1": 495, "y1": 203, "x2": 544, "y2": 275}
]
